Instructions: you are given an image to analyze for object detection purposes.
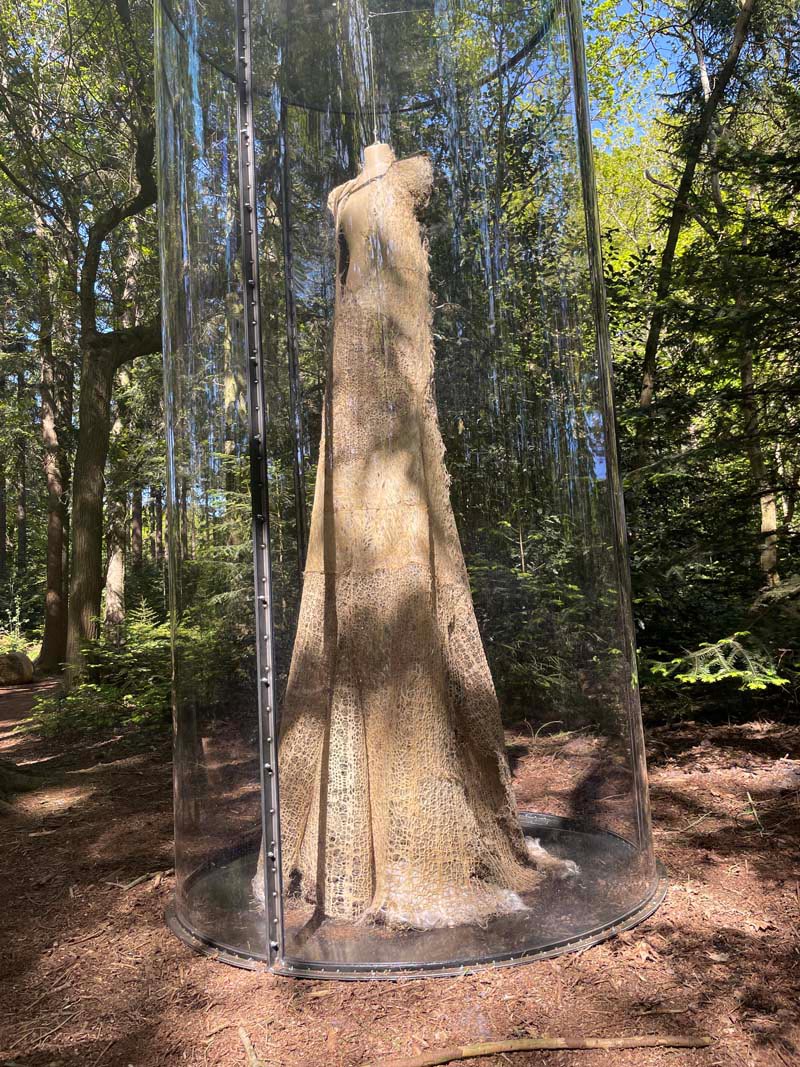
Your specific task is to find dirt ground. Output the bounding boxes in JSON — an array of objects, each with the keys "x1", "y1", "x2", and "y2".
[{"x1": 1, "y1": 680, "x2": 798, "y2": 1067}]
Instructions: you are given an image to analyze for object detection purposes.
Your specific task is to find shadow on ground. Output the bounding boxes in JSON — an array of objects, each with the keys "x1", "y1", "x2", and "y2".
[{"x1": 1, "y1": 685, "x2": 798, "y2": 1067}]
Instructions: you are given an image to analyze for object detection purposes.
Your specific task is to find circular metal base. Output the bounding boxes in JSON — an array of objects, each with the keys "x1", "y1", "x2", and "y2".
[{"x1": 166, "y1": 813, "x2": 667, "y2": 980}]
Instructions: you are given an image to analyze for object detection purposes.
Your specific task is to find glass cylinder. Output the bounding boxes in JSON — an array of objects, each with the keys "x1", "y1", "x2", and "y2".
[{"x1": 156, "y1": 0, "x2": 664, "y2": 978}]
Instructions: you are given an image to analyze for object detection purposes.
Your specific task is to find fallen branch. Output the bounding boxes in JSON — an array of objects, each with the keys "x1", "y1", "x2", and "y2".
[
  {"x1": 746, "y1": 791, "x2": 765, "y2": 834},
  {"x1": 238, "y1": 1026, "x2": 264, "y2": 1067},
  {"x1": 362, "y1": 1033, "x2": 713, "y2": 1067},
  {"x1": 661, "y1": 812, "x2": 714, "y2": 834}
]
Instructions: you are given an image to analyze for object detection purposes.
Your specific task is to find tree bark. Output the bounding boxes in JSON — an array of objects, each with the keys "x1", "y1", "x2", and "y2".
[
  {"x1": 65, "y1": 122, "x2": 159, "y2": 675},
  {"x1": 131, "y1": 483, "x2": 143, "y2": 569},
  {"x1": 738, "y1": 318, "x2": 779, "y2": 587},
  {"x1": 153, "y1": 485, "x2": 164, "y2": 562},
  {"x1": 65, "y1": 349, "x2": 116, "y2": 668},
  {"x1": 179, "y1": 477, "x2": 189, "y2": 561},
  {"x1": 0, "y1": 470, "x2": 6, "y2": 582},
  {"x1": 15, "y1": 372, "x2": 27, "y2": 574},
  {"x1": 635, "y1": 0, "x2": 756, "y2": 461},
  {"x1": 0, "y1": 375, "x2": 6, "y2": 582},
  {"x1": 103, "y1": 494, "x2": 126, "y2": 642},
  {"x1": 37, "y1": 232, "x2": 71, "y2": 671},
  {"x1": 66, "y1": 323, "x2": 160, "y2": 674}
]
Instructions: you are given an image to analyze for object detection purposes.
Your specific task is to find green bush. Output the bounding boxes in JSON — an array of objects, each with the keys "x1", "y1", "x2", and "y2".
[
  {"x1": 0, "y1": 591, "x2": 40, "y2": 660},
  {"x1": 32, "y1": 602, "x2": 172, "y2": 736},
  {"x1": 31, "y1": 593, "x2": 251, "y2": 737}
]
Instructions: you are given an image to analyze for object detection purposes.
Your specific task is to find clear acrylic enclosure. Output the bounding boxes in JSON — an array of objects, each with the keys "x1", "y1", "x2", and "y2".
[{"x1": 156, "y1": 0, "x2": 664, "y2": 978}]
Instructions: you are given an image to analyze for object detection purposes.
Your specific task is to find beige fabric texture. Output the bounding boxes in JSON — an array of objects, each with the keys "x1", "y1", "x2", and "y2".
[{"x1": 275, "y1": 153, "x2": 540, "y2": 928}]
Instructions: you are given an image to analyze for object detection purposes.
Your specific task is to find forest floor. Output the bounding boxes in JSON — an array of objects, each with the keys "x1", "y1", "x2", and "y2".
[{"x1": 1, "y1": 681, "x2": 799, "y2": 1067}]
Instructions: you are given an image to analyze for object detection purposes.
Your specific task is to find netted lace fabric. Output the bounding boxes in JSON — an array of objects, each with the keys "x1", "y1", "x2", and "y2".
[{"x1": 276, "y1": 153, "x2": 540, "y2": 927}]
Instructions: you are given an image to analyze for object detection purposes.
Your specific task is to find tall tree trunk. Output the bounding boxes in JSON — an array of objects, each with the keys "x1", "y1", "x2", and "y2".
[
  {"x1": 634, "y1": 0, "x2": 755, "y2": 462},
  {"x1": 64, "y1": 123, "x2": 159, "y2": 674},
  {"x1": 179, "y1": 477, "x2": 189, "y2": 561},
  {"x1": 15, "y1": 373, "x2": 27, "y2": 575},
  {"x1": 131, "y1": 484, "x2": 143, "y2": 569},
  {"x1": 65, "y1": 349, "x2": 116, "y2": 671},
  {"x1": 0, "y1": 470, "x2": 6, "y2": 582},
  {"x1": 37, "y1": 235, "x2": 71, "y2": 670},
  {"x1": 0, "y1": 374, "x2": 6, "y2": 582},
  {"x1": 148, "y1": 499, "x2": 155, "y2": 560},
  {"x1": 65, "y1": 322, "x2": 160, "y2": 674},
  {"x1": 738, "y1": 322, "x2": 779, "y2": 588},
  {"x1": 153, "y1": 485, "x2": 164, "y2": 562},
  {"x1": 103, "y1": 494, "x2": 126, "y2": 643}
]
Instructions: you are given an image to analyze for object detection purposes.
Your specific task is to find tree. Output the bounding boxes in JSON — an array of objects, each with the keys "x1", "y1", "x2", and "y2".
[
  {"x1": 0, "y1": 0, "x2": 161, "y2": 672},
  {"x1": 634, "y1": 0, "x2": 757, "y2": 459}
]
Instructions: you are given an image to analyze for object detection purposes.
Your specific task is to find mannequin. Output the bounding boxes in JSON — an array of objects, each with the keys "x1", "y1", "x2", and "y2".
[{"x1": 258, "y1": 141, "x2": 577, "y2": 929}]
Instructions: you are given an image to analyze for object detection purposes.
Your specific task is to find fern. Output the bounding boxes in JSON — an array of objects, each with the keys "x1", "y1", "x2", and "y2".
[{"x1": 650, "y1": 632, "x2": 790, "y2": 691}]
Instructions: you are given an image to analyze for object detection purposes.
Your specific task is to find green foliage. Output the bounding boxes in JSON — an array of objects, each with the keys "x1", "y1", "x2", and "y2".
[
  {"x1": 32, "y1": 601, "x2": 171, "y2": 736},
  {"x1": 2, "y1": 0, "x2": 800, "y2": 743},
  {"x1": 0, "y1": 589, "x2": 40, "y2": 659},
  {"x1": 647, "y1": 632, "x2": 791, "y2": 691}
]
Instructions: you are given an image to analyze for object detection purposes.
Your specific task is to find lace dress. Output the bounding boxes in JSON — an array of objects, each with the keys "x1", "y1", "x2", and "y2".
[{"x1": 274, "y1": 153, "x2": 539, "y2": 928}]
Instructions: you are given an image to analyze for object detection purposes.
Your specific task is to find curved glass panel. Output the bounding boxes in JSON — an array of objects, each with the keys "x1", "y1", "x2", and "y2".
[
  {"x1": 157, "y1": 0, "x2": 661, "y2": 977},
  {"x1": 156, "y1": 0, "x2": 266, "y2": 959}
]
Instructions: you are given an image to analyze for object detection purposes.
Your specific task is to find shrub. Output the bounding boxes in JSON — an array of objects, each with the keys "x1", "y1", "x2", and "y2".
[{"x1": 32, "y1": 601, "x2": 173, "y2": 736}]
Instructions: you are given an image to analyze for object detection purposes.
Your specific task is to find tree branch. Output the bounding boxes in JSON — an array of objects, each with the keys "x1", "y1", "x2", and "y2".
[
  {"x1": 79, "y1": 125, "x2": 156, "y2": 337},
  {"x1": 0, "y1": 159, "x2": 67, "y2": 230},
  {"x1": 86, "y1": 318, "x2": 162, "y2": 369},
  {"x1": 644, "y1": 169, "x2": 720, "y2": 240},
  {"x1": 636, "y1": 0, "x2": 756, "y2": 442},
  {"x1": 361, "y1": 1033, "x2": 713, "y2": 1067}
]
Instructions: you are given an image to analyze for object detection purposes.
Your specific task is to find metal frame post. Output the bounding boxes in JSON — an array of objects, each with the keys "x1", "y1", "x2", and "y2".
[{"x1": 235, "y1": 0, "x2": 285, "y2": 968}]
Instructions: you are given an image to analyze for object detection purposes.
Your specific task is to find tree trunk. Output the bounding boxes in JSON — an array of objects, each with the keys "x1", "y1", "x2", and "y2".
[
  {"x1": 0, "y1": 470, "x2": 6, "y2": 582},
  {"x1": 15, "y1": 373, "x2": 27, "y2": 574},
  {"x1": 65, "y1": 349, "x2": 116, "y2": 671},
  {"x1": 738, "y1": 327, "x2": 779, "y2": 588},
  {"x1": 0, "y1": 372, "x2": 6, "y2": 580},
  {"x1": 153, "y1": 485, "x2": 164, "y2": 562},
  {"x1": 179, "y1": 477, "x2": 189, "y2": 561},
  {"x1": 103, "y1": 494, "x2": 126, "y2": 643},
  {"x1": 131, "y1": 484, "x2": 143, "y2": 569},
  {"x1": 148, "y1": 499, "x2": 155, "y2": 560},
  {"x1": 37, "y1": 241, "x2": 71, "y2": 671},
  {"x1": 634, "y1": 0, "x2": 756, "y2": 462}
]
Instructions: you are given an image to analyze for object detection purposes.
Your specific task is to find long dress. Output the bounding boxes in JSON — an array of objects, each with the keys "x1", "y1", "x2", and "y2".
[{"x1": 276, "y1": 153, "x2": 539, "y2": 928}]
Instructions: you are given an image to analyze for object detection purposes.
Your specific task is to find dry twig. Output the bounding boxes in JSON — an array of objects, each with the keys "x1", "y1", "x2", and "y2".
[
  {"x1": 238, "y1": 1026, "x2": 264, "y2": 1067},
  {"x1": 361, "y1": 1033, "x2": 713, "y2": 1067}
]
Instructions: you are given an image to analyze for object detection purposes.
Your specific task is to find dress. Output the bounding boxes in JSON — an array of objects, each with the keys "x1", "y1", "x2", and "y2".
[{"x1": 275, "y1": 153, "x2": 539, "y2": 928}]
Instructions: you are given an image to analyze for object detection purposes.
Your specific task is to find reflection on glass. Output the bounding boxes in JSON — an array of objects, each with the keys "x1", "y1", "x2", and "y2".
[
  {"x1": 158, "y1": 0, "x2": 661, "y2": 975},
  {"x1": 157, "y1": 0, "x2": 265, "y2": 956}
]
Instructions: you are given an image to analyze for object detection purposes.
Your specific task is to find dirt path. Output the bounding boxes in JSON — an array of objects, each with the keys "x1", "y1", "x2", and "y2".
[
  {"x1": 1, "y1": 689, "x2": 798, "y2": 1067},
  {"x1": 0, "y1": 679, "x2": 59, "y2": 738}
]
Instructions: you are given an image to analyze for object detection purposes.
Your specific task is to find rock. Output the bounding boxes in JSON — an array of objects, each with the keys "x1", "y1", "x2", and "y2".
[{"x1": 0, "y1": 651, "x2": 35, "y2": 685}]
